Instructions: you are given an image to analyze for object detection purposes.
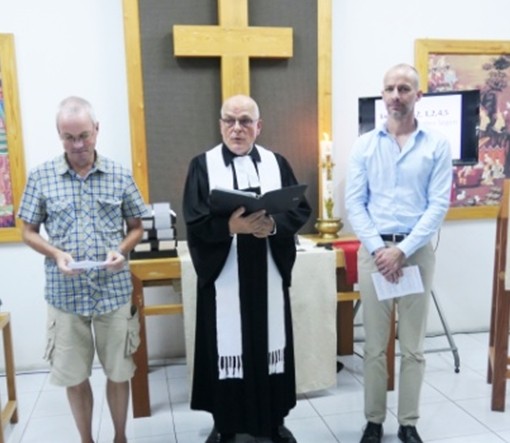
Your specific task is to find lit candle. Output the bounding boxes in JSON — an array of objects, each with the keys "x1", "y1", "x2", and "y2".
[{"x1": 320, "y1": 133, "x2": 332, "y2": 158}]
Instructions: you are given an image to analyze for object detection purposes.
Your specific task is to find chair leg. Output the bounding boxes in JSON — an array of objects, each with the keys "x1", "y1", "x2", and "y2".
[{"x1": 0, "y1": 313, "x2": 18, "y2": 443}]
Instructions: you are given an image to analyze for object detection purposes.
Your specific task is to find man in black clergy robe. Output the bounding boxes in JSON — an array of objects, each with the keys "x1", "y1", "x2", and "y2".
[{"x1": 183, "y1": 95, "x2": 311, "y2": 443}]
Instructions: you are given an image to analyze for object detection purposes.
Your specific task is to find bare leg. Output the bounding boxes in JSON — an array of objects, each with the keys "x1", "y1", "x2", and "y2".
[
  {"x1": 67, "y1": 379, "x2": 94, "y2": 443},
  {"x1": 106, "y1": 379, "x2": 129, "y2": 443}
]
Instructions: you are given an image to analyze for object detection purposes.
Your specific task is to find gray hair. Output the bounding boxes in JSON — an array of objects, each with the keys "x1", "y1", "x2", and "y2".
[{"x1": 56, "y1": 96, "x2": 97, "y2": 129}]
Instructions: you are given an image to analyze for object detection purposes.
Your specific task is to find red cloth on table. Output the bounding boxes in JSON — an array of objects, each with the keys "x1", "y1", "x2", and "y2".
[{"x1": 333, "y1": 239, "x2": 361, "y2": 285}]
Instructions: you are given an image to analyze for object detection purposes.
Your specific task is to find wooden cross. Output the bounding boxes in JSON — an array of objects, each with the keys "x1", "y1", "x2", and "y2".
[{"x1": 173, "y1": 0, "x2": 293, "y2": 100}]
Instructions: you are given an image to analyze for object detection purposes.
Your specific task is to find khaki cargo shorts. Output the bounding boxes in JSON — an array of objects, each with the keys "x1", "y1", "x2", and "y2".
[{"x1": 44, "y1": 302, "x2": 140, "y2": 387}]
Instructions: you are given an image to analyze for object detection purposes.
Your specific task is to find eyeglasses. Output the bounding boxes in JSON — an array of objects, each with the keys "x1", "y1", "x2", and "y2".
[
  {"x1": 220, "y1": 117, "x2": 257, "y2": 128},
  {"x1": 61, "y1": 131, "x2": 94, "y2": 144}
]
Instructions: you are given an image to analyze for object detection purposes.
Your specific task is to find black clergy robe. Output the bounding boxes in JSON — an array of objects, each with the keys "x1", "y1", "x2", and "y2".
[{"x1": 182, "y1": 145, "x2": 311, "y2": 437}]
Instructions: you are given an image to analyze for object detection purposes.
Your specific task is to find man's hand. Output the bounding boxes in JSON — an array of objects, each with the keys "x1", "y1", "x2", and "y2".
[
  {"x1": 253, "y1": 214, "x2": 275, "y2": 238},
  {"x1": 373, "y1": 246, "x2": 405, "y2": 283},
  {"x1": 104, "y1": 250, "x2": 126, "y2": 271},
  {"x1": 54, "y1": 250, "x2": 81, "y2": 276},
  {"x1": 229, "y1": 208, "x2": 275, "y2": 238},
  {"x1": 23, "y1": 222, "x2": 82, "y2": 276}
]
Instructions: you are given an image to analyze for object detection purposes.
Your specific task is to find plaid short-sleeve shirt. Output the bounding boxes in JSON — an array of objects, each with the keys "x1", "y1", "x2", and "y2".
[{"x1": 18, "y1": 154, "x2": 148, "y2": 316}]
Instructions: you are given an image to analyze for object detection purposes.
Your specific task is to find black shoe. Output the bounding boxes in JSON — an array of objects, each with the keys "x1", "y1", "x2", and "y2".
[
  {"x1": 360, "y1": 422, "x2": 383, "y2": 443},
  {"x1": 398, "y1": 425, "x2": 423, "y2": 443},
  {"x1": 205, "y1": 427, "x2": 235, "y2": 443},
  {"x1": 271, "y1": 425, "x2": 297, "y2": 443}
]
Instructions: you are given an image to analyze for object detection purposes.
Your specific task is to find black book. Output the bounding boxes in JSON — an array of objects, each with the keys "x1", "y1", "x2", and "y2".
[{"x1": 209, "y1": 184, "x2": 307, "y2": 216}]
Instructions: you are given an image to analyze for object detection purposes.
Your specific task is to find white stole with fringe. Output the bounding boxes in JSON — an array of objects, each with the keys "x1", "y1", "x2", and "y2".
[{"x1": 206, "y1": 144, "x2": 286, "y2": 379}]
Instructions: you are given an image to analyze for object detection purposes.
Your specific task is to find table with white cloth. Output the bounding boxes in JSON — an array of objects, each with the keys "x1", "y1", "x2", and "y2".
[{"x1": 130, "y1": 240, "x2": 338, "y2": 418}]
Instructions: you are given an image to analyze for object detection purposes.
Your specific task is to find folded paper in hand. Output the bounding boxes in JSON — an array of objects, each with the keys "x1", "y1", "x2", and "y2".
[
  {"x1": 371, "y1": 265, "x2": 424, "y2": 301},
  {"x1": 68, "y1": 260, "x2": 108, "y2": 270},
  {"x1": 209, "y1": 184, "x2": 307, "y2": 216}
]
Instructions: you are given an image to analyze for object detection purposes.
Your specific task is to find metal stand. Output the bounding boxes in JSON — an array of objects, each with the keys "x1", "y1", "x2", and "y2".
[
  {"x1": 426, "y1": 289, "x2": 460, "y2": 372},
  {"x1": 353, "y1": 289, "x2": 460, "y2": 373}
]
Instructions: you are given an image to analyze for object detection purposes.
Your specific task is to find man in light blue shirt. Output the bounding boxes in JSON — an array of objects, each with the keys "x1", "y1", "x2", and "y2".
[{"x1": 345, "y1": 64, "x2": 452, "y2": 443}]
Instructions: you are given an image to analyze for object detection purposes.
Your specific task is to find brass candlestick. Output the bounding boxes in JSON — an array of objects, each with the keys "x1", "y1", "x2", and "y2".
[{"x1": 315, "y1": 217, "x2": 343, "y2": 239}]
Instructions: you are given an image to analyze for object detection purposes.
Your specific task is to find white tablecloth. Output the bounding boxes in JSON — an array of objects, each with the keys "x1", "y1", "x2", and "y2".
[{"x1": 179, "y1": 240, "x2": 337, "y2": 394}]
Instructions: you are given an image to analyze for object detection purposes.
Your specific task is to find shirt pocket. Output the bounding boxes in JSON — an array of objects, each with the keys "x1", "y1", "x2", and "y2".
[
  {"x1": 46, "y1": 199, "x2": 74, "y2": 238},
  {"x1": 97, "y1": 198, "x2": 123, "y2": 233},
  {"x1": 125, "y1": 305, "x2": 140, "y2": 357}
]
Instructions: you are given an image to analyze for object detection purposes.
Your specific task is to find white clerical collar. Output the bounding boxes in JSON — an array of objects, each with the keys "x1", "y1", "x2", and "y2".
[{"x1": 233, "y1": 155, "x2": 260, "y2": 189}]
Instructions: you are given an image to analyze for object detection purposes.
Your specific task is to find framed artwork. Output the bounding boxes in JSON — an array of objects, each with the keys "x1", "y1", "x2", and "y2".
[
  {"x1": 0, "y1": 34, "x2": 26, "y2": 242},
  {"x1": 415, "y1": 39, "x2": 510, "y2": 220}
]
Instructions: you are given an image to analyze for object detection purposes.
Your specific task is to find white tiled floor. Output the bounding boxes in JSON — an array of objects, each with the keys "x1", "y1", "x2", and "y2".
[{"x1": 2, "y1": 332, "x2": 510, "y2": 442}]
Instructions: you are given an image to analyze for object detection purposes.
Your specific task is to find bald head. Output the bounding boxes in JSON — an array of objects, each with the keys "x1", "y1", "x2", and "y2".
[
  {"x1": 383, "y1": 64, "x2": 420, "y2": 90},
  {"x1": 221, "y1": 95, "x2": 260, "y2": 120}
]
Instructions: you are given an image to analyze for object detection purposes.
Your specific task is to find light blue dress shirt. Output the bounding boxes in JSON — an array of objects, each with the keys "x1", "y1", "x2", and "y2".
[{"x1": 345, "y1": 122, "x2": 452, "y2": 258}]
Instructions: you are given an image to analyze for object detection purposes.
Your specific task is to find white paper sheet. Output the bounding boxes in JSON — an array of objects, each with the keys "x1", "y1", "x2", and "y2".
[
  {"x1": 371, "y1": 265, "x2": 424, "y2": 300},
  {"x1": 68, "y1": 260, "x2": 107, "y2": 270}
]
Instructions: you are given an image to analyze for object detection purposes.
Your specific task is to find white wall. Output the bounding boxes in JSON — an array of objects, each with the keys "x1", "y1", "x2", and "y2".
[{"x1": 0, "y1": 0, "x2": 505, "y2": 370}]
